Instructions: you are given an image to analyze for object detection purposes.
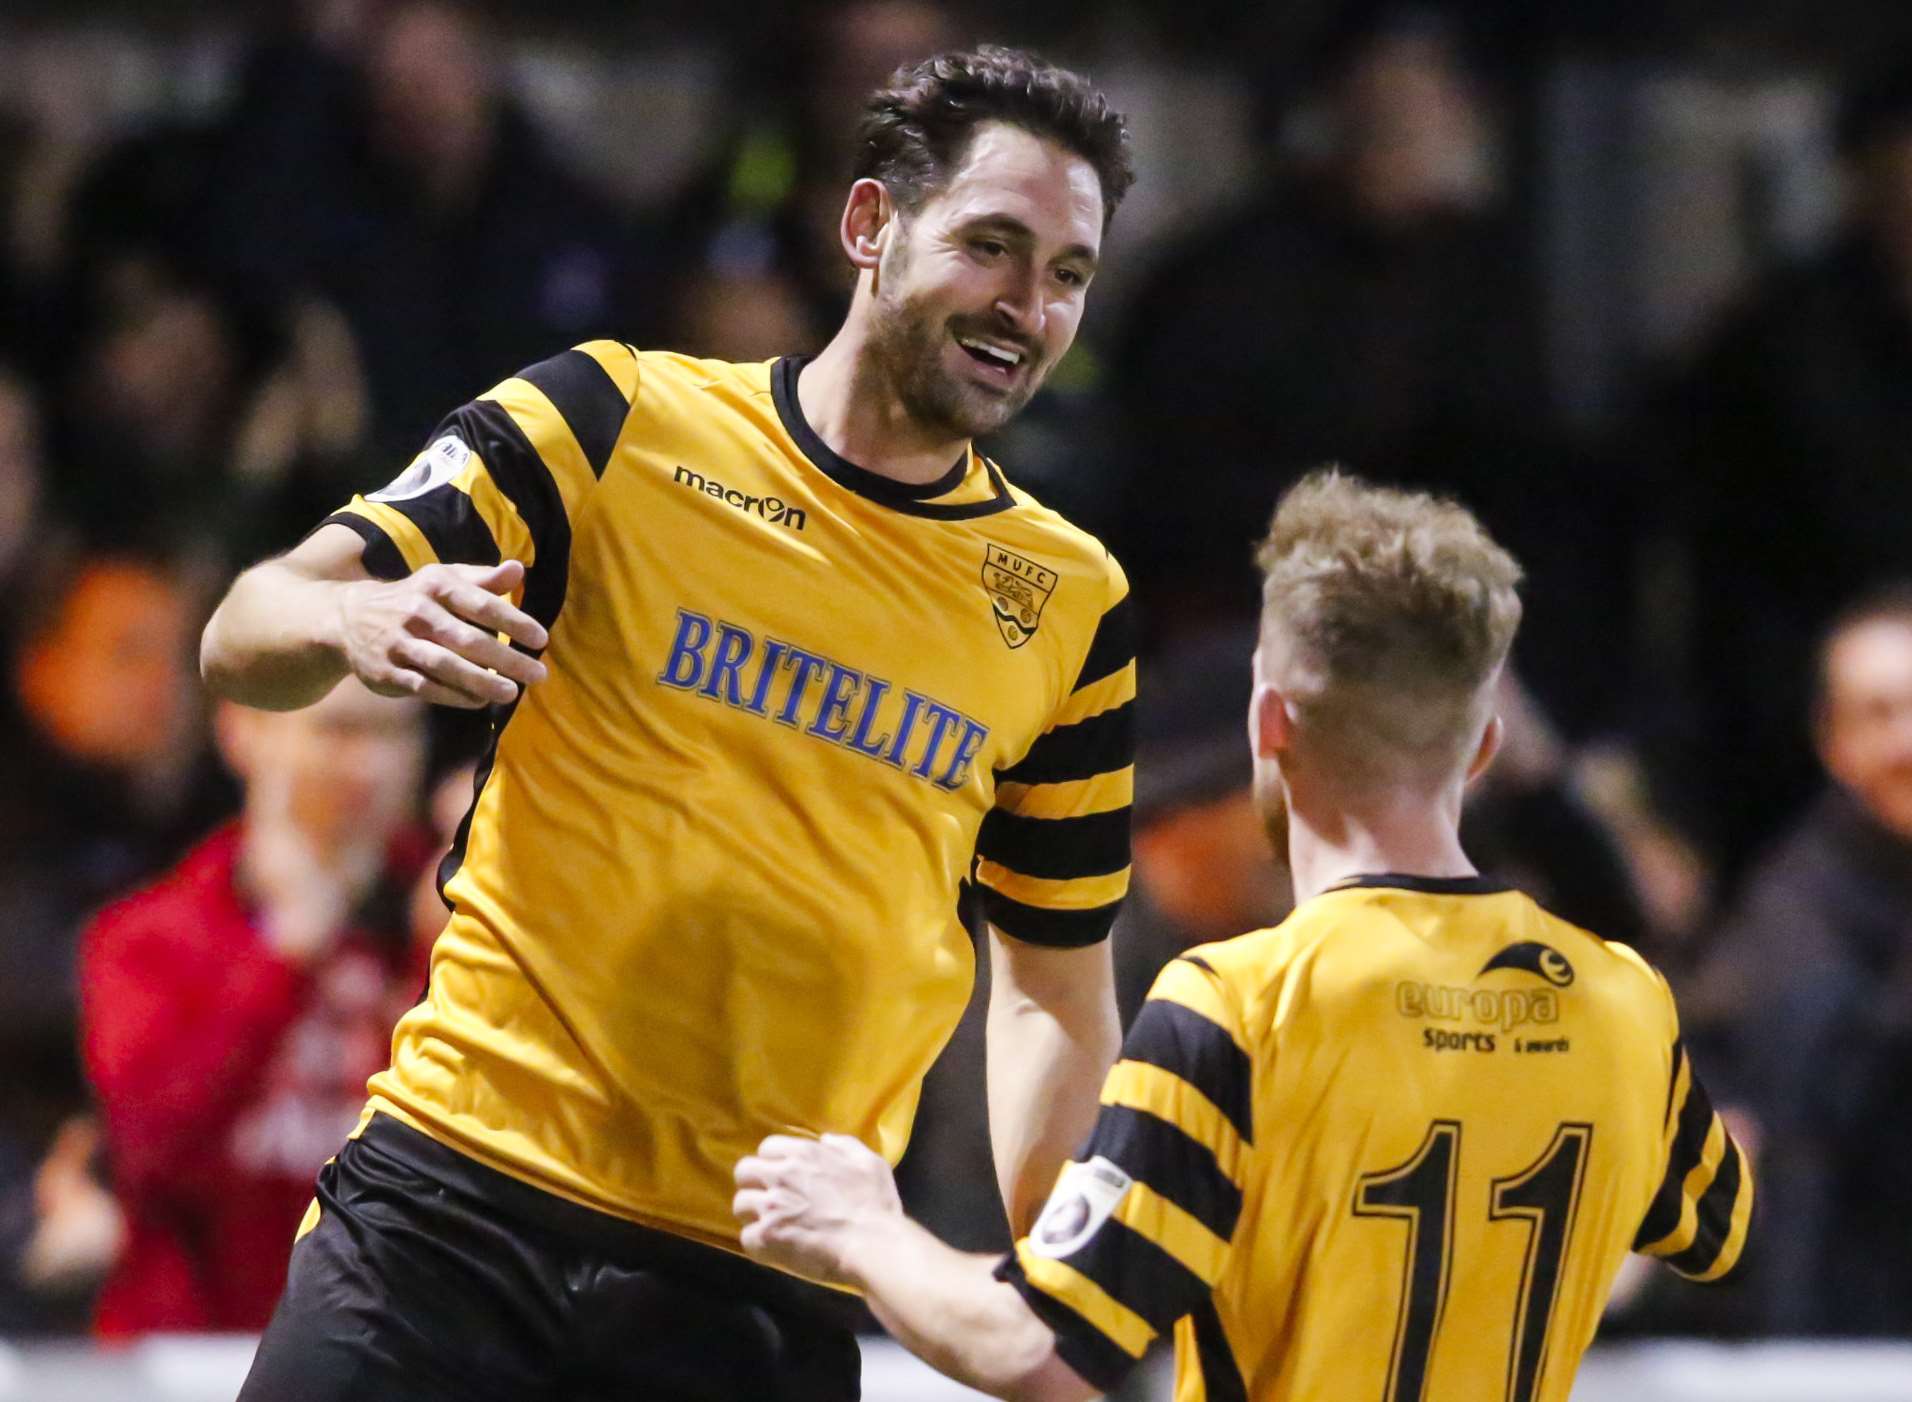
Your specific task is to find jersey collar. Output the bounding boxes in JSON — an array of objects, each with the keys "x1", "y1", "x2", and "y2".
[
  {"x1": 1327, "y1": 872, "x2": 1514, "y2": 896},
  {"x1": 772, "y1": 355, "x2": 1014, "y2": 521}
]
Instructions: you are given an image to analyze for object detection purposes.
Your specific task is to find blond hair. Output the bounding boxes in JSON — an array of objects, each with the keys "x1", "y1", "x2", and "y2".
[{"x1": 1255, "y1": 469, "x2": 1523, "y2": 786}]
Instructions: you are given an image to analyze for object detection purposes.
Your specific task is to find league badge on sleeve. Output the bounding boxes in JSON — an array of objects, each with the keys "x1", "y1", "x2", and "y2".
[
  {"x1": 370, "y1": 434, "x2": 472, "y2": 502},
  {"x1": 982, "y1": 543, "x2": 1057, "y2": 649},
  {"x1": 1028, "y1": 1155, "x2": 1132, "y2": 1259}
]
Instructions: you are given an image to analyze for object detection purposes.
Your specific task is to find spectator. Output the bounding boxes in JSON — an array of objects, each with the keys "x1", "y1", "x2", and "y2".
[
  {"x1": 1109, "y1": 5, "x2": 1626, "y2": 732},
  {"x1": 1657, "y1": 48, "x2": 1912, "y2": 872},
  {"x1": 195, "y1": 1, "x2": 667, "y2": 459},
  {"x1": 0, "y1": 551, "x2": 220, "y2": 1117},
  {"x1": 50, "y1": 247, "x2": 366, "y2": 561},
  {"x1": 80, "y1": 679, "x2": 433, "y2": 1337},
  {"x1": 1692, "y1": 587, "x2": 1912, "y2": 1335}
]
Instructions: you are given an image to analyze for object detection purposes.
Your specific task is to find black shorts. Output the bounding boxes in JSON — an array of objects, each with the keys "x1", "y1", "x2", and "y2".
[{"x1": 238, "y1": 1114, "x2": 863, "y2": 1401}]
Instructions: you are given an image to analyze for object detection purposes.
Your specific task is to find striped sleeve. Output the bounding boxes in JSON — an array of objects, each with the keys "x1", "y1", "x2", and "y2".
[
  {"x1": 995, "y1": 955, "x2": 1251, "y2": 1390},
  {"x1": 321, "y1": 340, "x2": 638, "y2": 632},
  {"x1": 974, "y1": 559, "x2": 1134, "y2": 947},
  {"x1": 1633, "y1": 1036, "x2": 1755, "y2": 1282}
]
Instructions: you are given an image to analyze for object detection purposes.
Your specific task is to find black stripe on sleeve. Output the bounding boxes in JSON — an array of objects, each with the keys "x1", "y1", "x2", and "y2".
[
  {"x1": 1663, "y1": 1139, "x2": 1744, "y2": 1279},
  {"x1": 993, "y1": 1254, "x2": 1139, "y2": 1392},
  {"x1": 1121, "y1": 999, "x2": 1253, "y2": 1146},
  {"x1": 979, "y1": 887, "x2": 1122, "y2": 948},
  {"x1": 514, "y1": 348, "x2": 631, "y2": 478},
  {"x1": 1072, "y1": 592, "x2": 1134, "y2": 693},
  {"x1": 996, "y1": 701, "x2": 1133, "y2": 787},
  {"x1": 385, "y1": 485, "x2": 503, "y2": 569},
  {"x1": 1633, "y1": 1056, "x2": 1716, "y2": 1250},
  {"x1": 975, "y1": 806, "x2": 1131, "y2": 881},
  {"x1": 1059, "y1": 1216, "x2": 1210, "y2": 1335},
  {"x1": 1660, "y1": 1036, "x2": 1683, "y2": 1128},
  {"x1": 315, "y1": 512, "x2": 408, "y2": 580},
  {"x1": 442, "y1": 401, "x2": 572, "y2": 633},
  {"x1": 1084, "y1": 1104, "x2": 1242, "y2": 1243},
  {"x1": 1190, "y1": 1297, "x2": 1249, "y2": 1402}
]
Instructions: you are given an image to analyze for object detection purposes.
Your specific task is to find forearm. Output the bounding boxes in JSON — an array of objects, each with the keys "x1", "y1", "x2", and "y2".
[
  {"x1": 201, "y1": 558, "x2": 357, "y2": 710},
  {"x1": 845, "y1": 1217, "x2": 1090, "y2": 1402},
  {"x1": 987, "y1": 940, "x2": 1121, "y2": 1233}
]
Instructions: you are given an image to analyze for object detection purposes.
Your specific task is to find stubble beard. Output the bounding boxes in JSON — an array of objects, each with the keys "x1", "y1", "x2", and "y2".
[{"x1": 868, "y1": 288, "x2": 1040, "y2": 442}]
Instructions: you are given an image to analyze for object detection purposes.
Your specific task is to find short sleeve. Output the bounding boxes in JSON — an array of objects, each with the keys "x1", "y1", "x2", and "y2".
[
  {"x1": 994, "y1": 954, "x2": 1251, "y2": 1390},
  {"x1": 973, "y1": 556, "x2": 1134, "y2": 946},
  {"x1": 1633, "y1": 1033, "x2": 1756, "y2": 1282},
  {"x1": 320, "y1": 341, "x2": 638, "y2": 630}
]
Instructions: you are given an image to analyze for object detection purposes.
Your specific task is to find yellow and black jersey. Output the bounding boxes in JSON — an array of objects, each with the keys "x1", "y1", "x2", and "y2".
[
  {"x1": 320, "y1": 344, "x2": 1134, "y2": 1253},
  {"x1": 1000, "y1": 874, "x2": 1753, "y2": 1402}
]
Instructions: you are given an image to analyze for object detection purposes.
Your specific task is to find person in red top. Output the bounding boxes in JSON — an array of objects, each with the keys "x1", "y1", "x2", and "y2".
[{"x1": 79, "y1": 679, "x2": 432, "y2": 1336}]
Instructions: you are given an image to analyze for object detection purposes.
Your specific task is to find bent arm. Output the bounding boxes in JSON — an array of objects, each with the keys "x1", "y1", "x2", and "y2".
[
  {"x1": 987, "y1": 932, "x2": 1121, "y2": 1234},
  {"x1": 201, "y1": 525, "x2": 371, "y2": 711},
  {"x1": 202, "y1": 525, "x2": 548, "y2": 712}
]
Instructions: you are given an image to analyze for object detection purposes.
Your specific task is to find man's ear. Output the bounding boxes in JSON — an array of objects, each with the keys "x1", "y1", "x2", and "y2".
[
  {"x1": 1251, "y1": 683, "x2": 1292, "y2": 761},
  {"x1": 840, "y1": 178, "x2": 894, "y2": 272},
  {"x1": 1466, "y1": 712, "x2": 1504, "y2": 785}
]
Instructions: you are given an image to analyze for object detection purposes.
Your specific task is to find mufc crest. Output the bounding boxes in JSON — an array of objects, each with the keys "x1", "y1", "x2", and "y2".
[{"x1": 982, "y1": 543, "x2": 1058, "y2": 649}]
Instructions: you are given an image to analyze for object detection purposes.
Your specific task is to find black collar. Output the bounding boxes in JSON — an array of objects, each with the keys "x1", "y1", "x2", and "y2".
[
  {"x1": 771, "y1": 355, "x2": 1015, "y2": 521},
  {"x1": 1327, "y1": 872, "x2": 1514, "y2": 896}
]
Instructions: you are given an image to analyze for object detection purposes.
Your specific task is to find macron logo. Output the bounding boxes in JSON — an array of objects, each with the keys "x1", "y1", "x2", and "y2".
[{"x1": 672, "y1": 465, "x2": 806, "y2": 531}]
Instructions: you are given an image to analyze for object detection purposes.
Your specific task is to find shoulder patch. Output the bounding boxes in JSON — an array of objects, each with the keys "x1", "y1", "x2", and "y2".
[
  {"x1": 370, "y1": 435, "x2": 471, "y2": 502},
  {"x1": 1027, "y1": 1155, "x2": 1133, "y2": 1259}
]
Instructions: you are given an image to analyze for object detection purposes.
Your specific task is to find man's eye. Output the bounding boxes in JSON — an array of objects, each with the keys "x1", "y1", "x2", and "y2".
[
  {"x1": 1054, "y1": 267, "x2": 1085, "y2": 288},
  {"x1": 972, "y1": 239, "x2": 1007, "y2": 258}
]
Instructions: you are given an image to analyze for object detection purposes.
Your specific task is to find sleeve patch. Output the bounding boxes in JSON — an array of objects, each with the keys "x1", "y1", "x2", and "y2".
[
  {"x1": 1029, "y1": 1156, "x2": 1134, "y2": 1260},
  {"x1": 370, "y1": 434, "x2": 472, "y2": 502}
]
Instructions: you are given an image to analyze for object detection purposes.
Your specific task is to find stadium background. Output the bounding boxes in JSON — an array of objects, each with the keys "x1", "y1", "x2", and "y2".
[{"x1": 1, "y1": 0, "x2": 1910, "y2": 1396}]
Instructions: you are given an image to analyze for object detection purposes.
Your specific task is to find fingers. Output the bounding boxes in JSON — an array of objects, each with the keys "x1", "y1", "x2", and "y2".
[
  {"x1": 438, "y1": 577, "x2": 549, "y2": 654},
  {"x1": 411, "y1": 608, "x2": 547, "y2": 689},
  {"x1": 390, "y1": 636, "x2": 520, "y2": 707}
]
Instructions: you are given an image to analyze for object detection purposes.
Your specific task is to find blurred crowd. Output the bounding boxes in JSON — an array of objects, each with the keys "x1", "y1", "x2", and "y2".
[{"x1": 1, "y1": 0, "x2": 1909, "y2": 1349}]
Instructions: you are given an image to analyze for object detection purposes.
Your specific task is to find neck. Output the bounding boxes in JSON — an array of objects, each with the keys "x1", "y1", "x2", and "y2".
[
  {"x1": 1284, "y1": 780, "x2": 1475, "y2": 904},
  {"x1": 799, "y1": 311, "x2": 972, "y2": 487}
]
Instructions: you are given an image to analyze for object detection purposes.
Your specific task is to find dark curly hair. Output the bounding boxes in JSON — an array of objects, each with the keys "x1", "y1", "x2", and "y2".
[{"x1": 853, "y1": 45, "x2": 1134, "y2": 228}]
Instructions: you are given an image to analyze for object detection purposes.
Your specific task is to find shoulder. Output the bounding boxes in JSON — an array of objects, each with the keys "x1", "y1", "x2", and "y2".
[
  {"x1": 1527, "y1": 902, "x2": 1678, "y2": 1030},
  {"x1": 83, "y1": 828, "x2": 242, "y2": 954},
  {"x1": 991, "y1": 471, "x2": 1130, "y2": 608}
]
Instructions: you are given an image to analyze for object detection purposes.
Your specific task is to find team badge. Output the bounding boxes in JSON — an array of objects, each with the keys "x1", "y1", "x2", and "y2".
[
  {"x1": 981, "y1": 543, "x2": 1057, "y2": 649},
  {"x1": 1479, "y1": 940, "x2": 1575, "y2": 987},
  {"x1": 1028, "y1": 1156, "x2": 1132, "y2": 1259}
]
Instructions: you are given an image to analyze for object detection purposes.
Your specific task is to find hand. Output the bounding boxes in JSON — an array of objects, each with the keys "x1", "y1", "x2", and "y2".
[
  {"x1": 242, "y1": 758, "x2": 377, "y2": 965},
  {"x1": 733, "y1": 1133, "x2": 902, "y2": 1285},
  {"x1": 339, "y1": 559, "x2": 549, "y2": 709}
]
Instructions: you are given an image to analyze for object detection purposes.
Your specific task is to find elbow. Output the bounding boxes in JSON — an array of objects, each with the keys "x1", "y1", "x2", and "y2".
[
  {"x1": 1001, "y1": 1350, "x2": 1099, "y2": 1402},
  {"x1": 199, "y1": 609, "x2": 232, "y2": 696}
]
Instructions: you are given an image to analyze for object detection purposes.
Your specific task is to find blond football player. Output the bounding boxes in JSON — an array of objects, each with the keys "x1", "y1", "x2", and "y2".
[{"x1": 736, "y1": 470, "x2": 1752, "y2": 1402}]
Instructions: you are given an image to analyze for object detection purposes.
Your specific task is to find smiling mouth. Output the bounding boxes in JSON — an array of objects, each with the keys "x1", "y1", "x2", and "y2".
[{"x1": 954, "y1": 333, "x2": 1028, "y2": 379}]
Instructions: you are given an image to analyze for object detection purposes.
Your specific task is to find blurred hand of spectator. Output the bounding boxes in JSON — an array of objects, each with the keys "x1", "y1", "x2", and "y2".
[{"x1": 18, "y1": 1118, "x2": 122, "y2": 1298}]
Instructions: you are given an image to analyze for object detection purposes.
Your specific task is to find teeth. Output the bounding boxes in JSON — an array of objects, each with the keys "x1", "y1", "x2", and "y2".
[{"x1": 959, "y1": 337, "x2": 1021, "y2": 367}]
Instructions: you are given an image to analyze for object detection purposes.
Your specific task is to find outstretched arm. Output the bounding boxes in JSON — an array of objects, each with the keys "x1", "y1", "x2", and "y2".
[
  {"x1": 735, "y1": 1135, "x2": 1097, "y2": 1402},
  {"x1": 202, "y1": 524, "x2": 547, "y2": 711}
]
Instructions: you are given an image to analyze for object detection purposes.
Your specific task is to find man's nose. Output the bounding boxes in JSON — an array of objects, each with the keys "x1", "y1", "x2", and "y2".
[{"x1": 993, "y1": 269, "x2": 1044, "y2": 337}]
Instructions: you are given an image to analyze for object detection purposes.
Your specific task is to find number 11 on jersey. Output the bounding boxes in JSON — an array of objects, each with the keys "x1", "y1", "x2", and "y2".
[{"x1": 1354, "y1": 1120, "x2": 1592, "y2": 1402}]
